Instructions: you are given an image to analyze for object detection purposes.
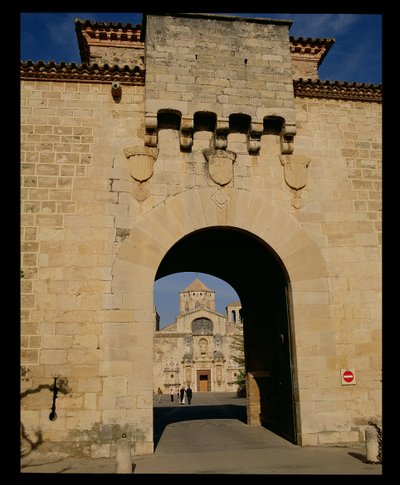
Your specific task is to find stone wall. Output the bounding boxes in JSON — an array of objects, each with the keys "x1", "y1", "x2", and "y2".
[
  {"x1": 21, "y1": 79, "x2": 150, "y2": 457},
  {"x1": 292, "y1": 96, "x2": 382, "y2": 444}
]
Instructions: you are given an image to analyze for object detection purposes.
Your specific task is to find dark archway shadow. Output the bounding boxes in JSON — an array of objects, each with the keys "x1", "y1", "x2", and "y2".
[
  {"x1": 155, "y1": 227, "x2": 298, "y2": 445},
  {"x1": 153, "y1": 402, "x2": 247, "y2": 449}
]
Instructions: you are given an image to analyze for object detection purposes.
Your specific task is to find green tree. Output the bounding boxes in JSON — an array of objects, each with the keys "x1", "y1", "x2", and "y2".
[{"x1": 230, "y1": 334, "x2": 246, "y2": 397}]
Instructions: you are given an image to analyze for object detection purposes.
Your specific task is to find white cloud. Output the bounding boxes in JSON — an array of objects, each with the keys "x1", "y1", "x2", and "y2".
[{"x1": 285, "y1": 13, "x2": 359, "y2": 38}]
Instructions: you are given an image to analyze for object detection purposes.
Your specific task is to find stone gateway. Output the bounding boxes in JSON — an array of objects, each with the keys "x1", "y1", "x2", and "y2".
[{"x1": 20, "y1": 13, "x2": 381, "y2": 459}]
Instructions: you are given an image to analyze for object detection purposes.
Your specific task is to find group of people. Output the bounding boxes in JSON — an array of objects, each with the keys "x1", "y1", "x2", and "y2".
[
  {"x1": 169, "y1": 386, "x2": 192, "y2": 404},
  {"x1": 156, "y1": 386, "x2": 193, "y2": 404}
]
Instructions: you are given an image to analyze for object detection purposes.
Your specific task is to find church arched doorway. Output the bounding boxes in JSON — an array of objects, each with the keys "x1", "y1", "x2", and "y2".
[{"x1": 155, "y1": 226, "x2": 298, "y2": 444}]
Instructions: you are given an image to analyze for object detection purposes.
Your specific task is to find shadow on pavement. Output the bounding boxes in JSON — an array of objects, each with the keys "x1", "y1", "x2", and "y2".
[
  {"x1": 20, "y1": 457, "x2": 69, "y2": 470},
  {"x1": 348, "y1": 451, "x2": 368, "y2": 463},
  {"x1": 153, "y1": 403, "x2": 247, "y2": 449}
]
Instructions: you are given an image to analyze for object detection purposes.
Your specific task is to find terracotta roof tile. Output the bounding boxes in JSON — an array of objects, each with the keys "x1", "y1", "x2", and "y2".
[
  {"x1": 290, "y1": 36, "x2": 335, "y2": 68},
  {"x1": 75, "y1": 18, "x2": 142, "y2": 64},
  {"x1": 294, "y1": 78, "x2": 382, "y2": 102},
  {"x1": 20, "y1": 60, "x2": 144, "y2": 85}
]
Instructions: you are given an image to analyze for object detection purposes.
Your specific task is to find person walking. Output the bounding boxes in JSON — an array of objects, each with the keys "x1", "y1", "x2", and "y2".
[
  {"x1": 179, "y1": 386, "x2": 185, "y2": 404},
  {"x1": 157, "y1": 387, "x2": 163, "y2": 403},
  {"x1": 186, "y1": 386, "x2": 192, "y2": 404},
  {"x1": 170, "y1": 387, "x2": 174, "y2": 403}
]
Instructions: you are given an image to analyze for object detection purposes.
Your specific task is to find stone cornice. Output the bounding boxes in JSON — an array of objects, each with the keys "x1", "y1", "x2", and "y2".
[
  {"x1": 294, "y1": 78, "x2": 382, "y2": 103},
  {"x1": 20, "y1": 60, "x2": 145, "y2": 85}
]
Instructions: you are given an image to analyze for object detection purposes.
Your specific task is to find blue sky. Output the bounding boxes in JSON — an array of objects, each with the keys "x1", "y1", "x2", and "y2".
[
  {"x1": 20, "y1": 12, "x2": 382, "y2": 83},
  {"x1": 155, "y1": 273, "x2": 240, "y2": 328},
  {"x1": 20, "y1": 12, "x2": 382, "y2": 328}
]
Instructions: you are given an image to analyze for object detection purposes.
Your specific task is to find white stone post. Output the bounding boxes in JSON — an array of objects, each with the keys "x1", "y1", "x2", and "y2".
[
  {"x1": 365, "y1": 425, "x2": 379, "y2": 463},
  {"x1": 115, "y1": 433, "x2": 133, "y2": 473}
]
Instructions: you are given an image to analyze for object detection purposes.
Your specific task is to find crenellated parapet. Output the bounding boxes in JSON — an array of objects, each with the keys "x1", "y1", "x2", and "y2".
[
  {"x1": 144, "y1": 110, "x2": 296, "y2": 155},
  {"x1": 144, "y1": 13, "x2": 298, "y2": 155}
]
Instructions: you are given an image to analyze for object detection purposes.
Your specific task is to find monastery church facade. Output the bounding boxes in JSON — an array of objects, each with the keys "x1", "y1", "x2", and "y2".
[{"x1": 153, "y1": 278, "x2": 243, "y2": 393}]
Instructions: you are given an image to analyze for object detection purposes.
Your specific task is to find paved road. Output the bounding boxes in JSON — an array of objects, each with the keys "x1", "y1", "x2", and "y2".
[
  {"x1": 152, "y1": 391, "x2": 247, "y2": 449},
  {"x1": 21, "y1": 392, "x2": 382, "y2": 475}
]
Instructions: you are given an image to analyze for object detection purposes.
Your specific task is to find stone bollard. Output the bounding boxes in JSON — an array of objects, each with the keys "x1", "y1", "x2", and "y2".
[
  {"x1": 365, "y1": 425, "x2": 379, "y2": 463},
  {"x1": 115, "y1": 433, "x2": 133, "y2": 473}
]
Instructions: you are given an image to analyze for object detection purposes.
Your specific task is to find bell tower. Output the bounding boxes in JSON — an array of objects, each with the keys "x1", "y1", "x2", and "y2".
[{"x1": 179, "y1": 278, "x2": 215, "y2": 314}]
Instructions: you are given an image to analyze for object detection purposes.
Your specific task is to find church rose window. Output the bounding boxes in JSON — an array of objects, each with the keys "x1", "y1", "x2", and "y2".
[{"x1": 192, "y1": 318, "x2": 213, "y2": 335}]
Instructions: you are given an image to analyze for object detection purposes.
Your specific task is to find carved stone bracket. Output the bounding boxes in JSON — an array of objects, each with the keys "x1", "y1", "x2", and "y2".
[
  {"x1": 203, "y1": 148, "x2": 237, "y2": 186},
  {"x1": 180, "y1": 117, "x2": 194, "y2": 152},
  {"x1": 144, "y1": 114, "x2": 158, "y2": 148},
  {"x1": 145, "y1": 110, "x2": 297, "y2": 155},
  {"x1": 248, "y1": 121, "x2": 263, "y2": 155},
  {"x1": 280, "y1": 121, "x2": 296, "y2": 154},
  {"x1": 214, "y1": 119, "x2": 229, "y2": 150},
  {"x1": 124, "y1": 145, "x2": 159, "y2": 182}
]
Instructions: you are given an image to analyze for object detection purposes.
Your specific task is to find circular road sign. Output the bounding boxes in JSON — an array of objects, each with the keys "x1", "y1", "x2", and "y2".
[{"x1": 343, "y1": 370, "x2": 354, "y2": 383}]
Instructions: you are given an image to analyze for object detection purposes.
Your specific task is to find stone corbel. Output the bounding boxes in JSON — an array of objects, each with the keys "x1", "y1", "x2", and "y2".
[
  {"x1": 145, "y1": 114, "x2": 158, "y2": 148},
  {"x1": 180, "y1": 117, "x2": 194, "y2": 152},
  {"x1": 280, "y1": 121, "x2": 296, "y2": 154},
  {"x1": 214, "y1": 119, "x2": 229, "y2": 150},
  {"x1": 248, "y1": 121, "x2": 263, "y2": 155}
]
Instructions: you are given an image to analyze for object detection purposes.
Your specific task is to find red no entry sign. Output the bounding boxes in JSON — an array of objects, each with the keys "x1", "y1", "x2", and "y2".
[
  {"x1": 343, "y1": 370, "x2": 354, "y2": 382},
  {"x1": 341, "y1": 369, "x2": 356, "y2": 385}
]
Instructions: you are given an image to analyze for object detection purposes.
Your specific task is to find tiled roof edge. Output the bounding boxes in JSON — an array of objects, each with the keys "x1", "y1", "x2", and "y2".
[
  {"x1": 20, "y1": 60, "x2": 145, "y2": 85},
  {"x1": 290, "y1": 36, "x2": 335, "y2": 66},
  {"x1": 75, "y1": 18, "x2": 142, "y2": 64},
  {"x1": 294, "y1": 78, "x2": 382, "y2": 103},
  {"x1": 290, "y1": 36, "x2": 335, "y2": 46},
  {"x1": 20, "y1": 63, "x2": 382, "y2": 102},
  {"x1": 75, "y1": 18, "x2": 142, "y2": 30}
]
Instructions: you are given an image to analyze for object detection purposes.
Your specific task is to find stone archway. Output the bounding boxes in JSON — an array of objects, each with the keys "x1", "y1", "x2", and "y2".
[{"x1": 111, "y1": 187, "x2": 330, "y2": 453}]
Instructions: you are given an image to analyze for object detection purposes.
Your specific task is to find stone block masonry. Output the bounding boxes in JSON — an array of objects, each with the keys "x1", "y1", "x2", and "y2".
[
  {"x1": 20, "y1": 13, "x2": 381, "y2": 458},
  {"x1": 144, "y1": 13, "x2": 296, "y2": 154}
]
